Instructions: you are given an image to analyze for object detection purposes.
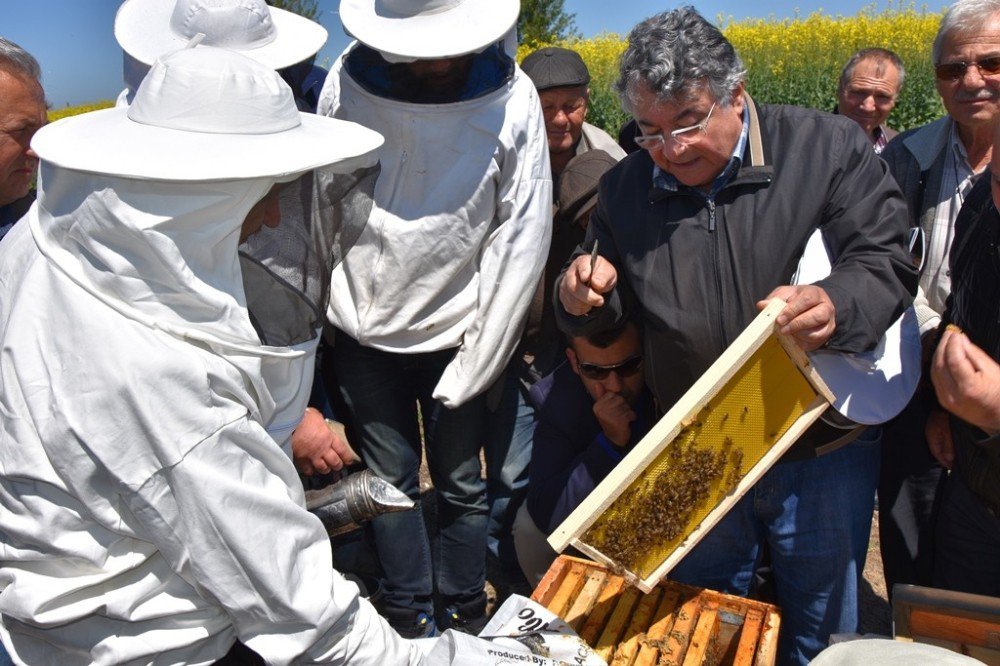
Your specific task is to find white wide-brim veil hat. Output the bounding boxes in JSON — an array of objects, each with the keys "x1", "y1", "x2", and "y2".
[
  {"x1": 339, "y1": 0, "x2": 519, "y2": 59},
  {"x1": 32, "y1": 46, "x2": 383, "y2": 181},
  {"x1": 792, "y1": 230, "x2": 921, "y2": 425},
  {"x1": 115, "y1": 0, "x2": 328, "y2": 70}
]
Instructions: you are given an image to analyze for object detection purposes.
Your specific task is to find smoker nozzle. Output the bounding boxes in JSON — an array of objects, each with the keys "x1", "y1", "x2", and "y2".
[{"x1": 305, "y1": 469, "x2": 414, "y2": 537}]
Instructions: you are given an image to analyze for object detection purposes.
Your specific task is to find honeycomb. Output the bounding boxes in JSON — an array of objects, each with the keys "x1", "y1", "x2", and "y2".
[{"x1": 581, "y1": 335, "x2": 818, "y2": 578}]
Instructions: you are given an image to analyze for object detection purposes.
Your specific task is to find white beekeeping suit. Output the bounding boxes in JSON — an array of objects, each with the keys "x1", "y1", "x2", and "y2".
[{"x1": 0, "y1": 47, "x2": 421, "y2": 665}]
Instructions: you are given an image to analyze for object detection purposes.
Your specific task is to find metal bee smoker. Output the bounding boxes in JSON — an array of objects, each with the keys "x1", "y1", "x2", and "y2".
[{"x1": 305, "y1": 469, "x2": 414, "y2": 537}]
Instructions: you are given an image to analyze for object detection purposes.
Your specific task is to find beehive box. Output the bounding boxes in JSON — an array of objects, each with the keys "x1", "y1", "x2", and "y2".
[
  {"x1": 893, "y1": 584, "x2": 1000, "y2": 664},
  {"x1": 532, "y1": 555, "x2": 781, "y2": 665},
  {"x1": 549, "y1": 299, "x2": 835, "y2": 592}
]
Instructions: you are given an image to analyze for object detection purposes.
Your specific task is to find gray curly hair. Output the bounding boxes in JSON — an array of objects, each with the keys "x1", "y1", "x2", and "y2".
[{"x1": 615, "y1": 7, "x2": 746, "y2": 114}]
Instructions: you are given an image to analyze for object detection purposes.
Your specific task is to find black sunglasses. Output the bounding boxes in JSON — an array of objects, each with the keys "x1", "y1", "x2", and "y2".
[
  {"x1": 934, "y1": 56, "x2": 1000, "y2": 81},
  {"x1": 578, "y1": 354, "x2": 643, "y2": 380}
]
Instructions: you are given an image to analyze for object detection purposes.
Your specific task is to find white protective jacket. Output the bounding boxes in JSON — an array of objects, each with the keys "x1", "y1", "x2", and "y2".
[
  {"x1": 0, "y1": 162, "x2": 419, "y2": 665},
  {"x1": 317, "y1": 45, "x2": 553, "y2": 408}
]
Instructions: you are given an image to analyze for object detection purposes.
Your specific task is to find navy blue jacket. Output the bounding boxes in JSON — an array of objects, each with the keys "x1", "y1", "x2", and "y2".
[{"x1": 526, "y1": 362, "x2": 654, "y2": 534}]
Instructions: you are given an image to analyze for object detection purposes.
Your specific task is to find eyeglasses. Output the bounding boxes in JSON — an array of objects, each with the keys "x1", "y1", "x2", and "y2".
[
  {"x1": 577, "y1": 354, "x2": 643, "y2": 380},
  {"x1": 634, "y1": 103, "x2": 716, "y2": 150},
  {"x1": 934, "y1": 56, "x2": 1000, "y2": 81}
]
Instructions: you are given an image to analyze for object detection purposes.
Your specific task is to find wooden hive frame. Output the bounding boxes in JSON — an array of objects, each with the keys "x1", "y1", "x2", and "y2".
[
  {"x1": 548, "y1": 299, "x2": 835, "y2": 592},
  {"x1": 532, "y1": 555, "x2": 781, "y2": 665},
  {"x1": 893, "y1": 584, "x2": 1000, "y2": 664}
]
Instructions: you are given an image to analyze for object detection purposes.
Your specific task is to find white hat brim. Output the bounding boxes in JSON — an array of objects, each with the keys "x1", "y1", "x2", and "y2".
[
  {"x1": 794, "y1": 229, "x2": 921, "y2": 424},
  {"x1": 115, "y1": 0, "x2": 328, "y2": 69},
  {"x1": 32, "y1": 107, "x2": 383, "y2": 181},
  {"x1": 339, "y1": 0, "x2": 518, "y2": 58}
]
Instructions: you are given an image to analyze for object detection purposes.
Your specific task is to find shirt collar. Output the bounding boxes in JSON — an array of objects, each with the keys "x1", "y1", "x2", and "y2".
[{"x1": 651, "y1": 105, "x2": 750, "y2": 197}]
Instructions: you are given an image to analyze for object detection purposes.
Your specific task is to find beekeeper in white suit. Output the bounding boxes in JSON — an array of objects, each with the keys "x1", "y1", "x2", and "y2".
[{"x1": 0, "y1": 46, "x2": 421, "y2": 665}]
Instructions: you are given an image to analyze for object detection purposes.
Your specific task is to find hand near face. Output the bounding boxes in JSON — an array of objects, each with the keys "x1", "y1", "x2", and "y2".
[
  {"x1": 291, "y1": 408, "x2": 362, "y2": 476},
  {"x1": 559, "y1": 254, "x2": 618, "y2": 316},
  {"x1": 757, "y1": 285, "x2": 836, "y2": 352},
  {"x1": 931, "y1": 325, "x2": 1000, "y2": 437},
  {"x1": 592, "y1": 382, "x2": 637, "y2": 448}
]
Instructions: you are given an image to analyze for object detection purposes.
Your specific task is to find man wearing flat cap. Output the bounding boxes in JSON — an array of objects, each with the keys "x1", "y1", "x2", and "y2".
[
  {"x1": 0, "y1": 47, "x2": 420, "y2": 664},
  {"x1": 317, "y1": 0, "x2": 551, "y2": 638},
  {"x1": 521, "y1": 46, "x2": 626, "y2": 180}
]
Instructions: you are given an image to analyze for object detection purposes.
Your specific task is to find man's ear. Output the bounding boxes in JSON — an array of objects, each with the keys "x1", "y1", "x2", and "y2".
[{"x1": 567, "y1": 347, "x2": 581, "y2": 376}]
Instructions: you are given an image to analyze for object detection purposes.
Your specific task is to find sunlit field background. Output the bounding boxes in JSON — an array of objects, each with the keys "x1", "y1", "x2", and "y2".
[
  {"x1": 55, "y1": 7, "x2": 944, "y2": 140},
  {"x1": 518, "y1": 6, "x2": 944, "y2": 136}
]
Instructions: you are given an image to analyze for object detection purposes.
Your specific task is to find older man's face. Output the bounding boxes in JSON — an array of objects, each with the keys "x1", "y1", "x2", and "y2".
[
  {"x1": 0, "y1": 69, "x2": 46, "y2": 206},
  {"x1": 634, "y1": 84, "x2": 745, "y2": 191},
  {"x1": 539, "y1": 85, "x2": 588, "y2": 156},
  {"x1": 936, "y1": 18, "x2": 1000, "y2": 130},
  {"x1": 838, "y1": 58, "x2": 900, "y2": 136}
]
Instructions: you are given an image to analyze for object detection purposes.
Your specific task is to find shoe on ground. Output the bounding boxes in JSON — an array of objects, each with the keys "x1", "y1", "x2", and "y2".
[
  {"x1": 439, "y1": 592, "x2": 489, "y2": 635},
  {"x1": 382, "y1": 605, "x2": 438, "y2": 639}
]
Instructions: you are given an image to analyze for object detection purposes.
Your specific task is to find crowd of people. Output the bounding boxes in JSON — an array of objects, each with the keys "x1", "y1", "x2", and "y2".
[{"x1": 1, "y1": 0, "x2": 1000, "y2": 664}]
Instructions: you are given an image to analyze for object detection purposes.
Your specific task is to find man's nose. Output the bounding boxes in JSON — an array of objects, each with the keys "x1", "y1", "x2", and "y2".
[
  {"x1": 960, "y1": 65, "x2": 988, "y2": 88},
  {"x1": 859, "y1": 94, "x2": 876, "y2": 111},
  {"x1": 603, "y1": 371, "x2": 625, "y2": 394}
]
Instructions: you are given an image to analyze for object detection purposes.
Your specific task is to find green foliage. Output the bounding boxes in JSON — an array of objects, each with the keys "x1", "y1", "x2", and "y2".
[
  {"x1": 518, "y1": 0, "x2": 578, "y2": 49},
  {"x1": 520, "y1": 6, "x2": 947, "y2": 137},
  {"x1": 266, "y1": 0, "x2": 320, "y2": 22},
  {"x1": 48, "y1": 101, "x2": 115, "y2": 122}
]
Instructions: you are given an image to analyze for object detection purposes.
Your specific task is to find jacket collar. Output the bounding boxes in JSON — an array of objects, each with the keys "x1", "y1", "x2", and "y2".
[
  {"x1": 648, "y1": 92, "x2": 772, "y2": 203},
  {"x1": 901, "y1": 116, "x2": 953, "y2": 172}
]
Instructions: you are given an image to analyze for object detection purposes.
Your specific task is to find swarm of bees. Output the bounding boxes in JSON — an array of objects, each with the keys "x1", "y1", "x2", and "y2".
[{"x1": 584, "y1": 427, "x2": 746, "y2": 575}]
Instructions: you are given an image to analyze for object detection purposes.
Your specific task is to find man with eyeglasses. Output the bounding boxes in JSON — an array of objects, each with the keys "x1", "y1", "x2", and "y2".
[
  {"x1": 835, "y1": 48, "x2": 904, "y2": 153},
  {"x1": 511, "y1": 321, "x2": 654, "y2": 585},
  {"x1": 879, "y1": 0, "x2": 1000, "y2": 600},
  {"x1": 555, "y1": 8, "x2": 916, "y2": 665}
]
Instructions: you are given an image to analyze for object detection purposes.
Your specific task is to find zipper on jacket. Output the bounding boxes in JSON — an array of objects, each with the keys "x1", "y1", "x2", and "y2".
[{"x1": 708, "y1": 197, "x2": 727, "y2": 343}]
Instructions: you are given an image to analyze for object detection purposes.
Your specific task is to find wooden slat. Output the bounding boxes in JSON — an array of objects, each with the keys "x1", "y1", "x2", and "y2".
[
  {"x1": 634, "y1": 588, "x2": 682, "y2": 666},
  {"x1": 661, "y1": 592, "x2": 704, "y2": 665},
  {"x1": 682, "y1": 604, "x2": 720, "y2": 666},
  {"x1": 565, "y1": 569, "x2": 609, "y2": 632},
  {"x1": 548, "y1": 562, "x2": 588, "y2": 618},
  {"x1": 611, "y1": 588, "x2": 662, "y2": 666},
  {"x1": 908, "y1": 607, "x2": 1000, "y2": 647},
  {"x1": 579, "y1": 576, "x2": 627, "y2": 646},
  {"x1": 733, "y1": 608, "x2": 764, "y2": 666},
  {"x1": 594, "y1": 587, "x2": 642, "y2": 663},
  {"x1": 754, "y1": 610, "x2": 781, "y2": 666},
  {"x1": 530, "y1": 556, "x2": 571, "y2": 607}
]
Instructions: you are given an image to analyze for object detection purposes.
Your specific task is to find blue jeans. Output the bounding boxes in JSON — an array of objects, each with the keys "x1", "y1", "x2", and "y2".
[
  {"x1": 331, "y1": 331, "x2": 488, "y2": 613},
  {"x1": 670, "y1": 428, "x2": 881, "y2": 666},
  {"x1": 0, "y1": 640, "x2": 12, "y2": 666},
  {"x1": 484, "y1": 366, "x2": 534, "y2": 570}
]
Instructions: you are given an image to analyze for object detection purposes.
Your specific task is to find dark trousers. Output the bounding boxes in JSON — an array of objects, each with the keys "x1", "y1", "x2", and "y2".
[
  {"x1": 213, "y1": 641, "x2": 265, "y2": 665},
  {"x1": 934, "y1": 470, "x2": 1000, "y2": 595},
  {"x1": 877, "y1": 394, "x2": 945, "y2": 596}
]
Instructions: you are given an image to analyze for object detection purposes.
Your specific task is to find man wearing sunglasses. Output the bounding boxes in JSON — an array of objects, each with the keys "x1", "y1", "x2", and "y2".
[
  {"x1": 879, "y1": 0, "x2": 1000, "y2": 600},
  {"x1": 555, "y1": 8, "x2": 916, "y2": 665},
  {"x1": 511, "y1": 321, "x2": 654, "y2": 585}
]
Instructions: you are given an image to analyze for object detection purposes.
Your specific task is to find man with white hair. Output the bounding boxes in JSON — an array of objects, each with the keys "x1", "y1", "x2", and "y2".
[
  {"x1": 0, "y1": 37, "x2": 45, "y2": 242},
  {"x1": 879, "y1": 0, "x2": 1000, "y2": 597},
  {"x1": 0, "y1": 47, "x2": 420, "y2": 664},
  {"x1": 316, "y1": 0, "x2": 551, "y2": 638}
]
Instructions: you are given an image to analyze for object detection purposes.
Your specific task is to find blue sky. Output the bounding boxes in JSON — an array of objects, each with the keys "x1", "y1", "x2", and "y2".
[{"x1": 4, "y1": 0, "x2": 948, "y2": 108}]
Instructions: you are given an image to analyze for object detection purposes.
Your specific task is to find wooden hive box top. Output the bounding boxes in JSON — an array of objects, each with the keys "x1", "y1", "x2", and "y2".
[{"x1": 532, "y1": 555, "x2": 781, "y2": 666}]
